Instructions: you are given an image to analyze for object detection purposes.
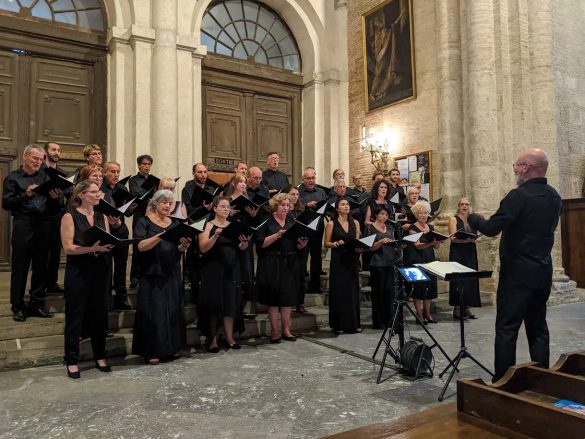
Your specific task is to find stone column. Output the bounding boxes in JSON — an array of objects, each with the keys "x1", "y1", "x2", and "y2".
[
  {"x1": 465, "y1": 0, "x2": 500, "y2": 213},
  {"x1": 435, "y1": 0, "x2": 464, "y2": 210},
  {"x1": 302, "y1": 75, "x2": 325, "y2": 181},
  {"x1": 151, "y1": 1, "x2": 178, "y2": 178},
  {"x1": 130, "y1": 25, "x2": 155, "y2": 167},
  {"x1": 192, "y1": 48, "x2": 206, "y2": 166},
  {"x1": 107, "y1": 27, "x2": 134, "y2": 170}
]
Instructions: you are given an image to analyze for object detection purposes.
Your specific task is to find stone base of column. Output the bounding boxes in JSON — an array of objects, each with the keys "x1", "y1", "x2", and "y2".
[{"x1": 549, "y1": 275, "x2": 585, "y2": 306}]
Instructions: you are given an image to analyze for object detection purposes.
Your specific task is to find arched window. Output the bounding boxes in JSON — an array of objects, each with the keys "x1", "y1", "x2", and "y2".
[
  {"x1": 201, "y1": 0, "x2": 301, "y2": 72},
  {"x1": 0, "y1": 0, "x2": 105, "y2": 32}
]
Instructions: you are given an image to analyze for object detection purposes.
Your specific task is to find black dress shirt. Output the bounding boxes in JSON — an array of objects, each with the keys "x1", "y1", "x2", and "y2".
[
  {"x1": 298, "y1": 185, "x2": 327, "y2": 206},
  {"x1": 2, "y1": 168, "x2": 57, "y2": 219},
  {"x1": 262, "y1": 169, "x2": 289, "y2": 192}
]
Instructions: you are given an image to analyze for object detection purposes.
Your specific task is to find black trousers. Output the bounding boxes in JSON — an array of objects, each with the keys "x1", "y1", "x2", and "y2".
[
  {"x1": 187, "y1": 246, "x2": 201, "y2": 303},
  {"x1": 370, "y1": 266, "x2": 395, "y2": 329},
  {"x1": 111, "y1": 245, "x2": 129, "y2": 301},
  {"x1": 45, "y1": 214, "x2": 62, "y2": 290},
  {"x1": 303, "y1": 227, "x2": 324, "y2": 292},
  {"x1": 493, "y1": 278, "x2": 551, "y2": 382},
  {"x1": 64, "y1": 262, "x2": 109, "y2": 365},
  {"x1": 10, "y1": 217, "x2": 50, "y2": 313}
]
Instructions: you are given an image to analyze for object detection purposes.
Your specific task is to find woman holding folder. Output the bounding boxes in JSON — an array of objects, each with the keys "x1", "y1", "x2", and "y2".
[
  {"x1": 403, "y1": 200, "x2": 441, "y2": 324},
  {"x1": 60, "y1": 179, "x2": 114, "y2": 379},
  {"x1": 324, "y1": 197, "x2": 362, "y2": 334},
  {"x1": 448, "y1": 197, "x2": 481, "y2": 319},
  {"x1": 198, "y1": 196, "x2": 249, "y2": 352},
  {"x1": 255, "y1": 193, "x2": 308, "y2": 343},
  {"x1": 132, "y1": 190, "x2": 191, "y2": 365}
]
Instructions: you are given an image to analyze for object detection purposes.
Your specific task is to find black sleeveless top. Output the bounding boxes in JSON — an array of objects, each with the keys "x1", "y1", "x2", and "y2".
[{"x1": 67, "y1": 208, "x2": 110, "y2": 272}]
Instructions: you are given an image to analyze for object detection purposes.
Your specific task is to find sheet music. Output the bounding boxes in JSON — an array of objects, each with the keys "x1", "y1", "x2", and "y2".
[{"x1": 415, "y1": 261, "x2": 475, "y2": 278}]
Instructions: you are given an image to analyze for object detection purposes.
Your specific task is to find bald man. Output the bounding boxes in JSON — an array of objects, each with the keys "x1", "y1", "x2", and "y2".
[{"x1": 469, "y1": 148, "x2": 562, "y2": 382}]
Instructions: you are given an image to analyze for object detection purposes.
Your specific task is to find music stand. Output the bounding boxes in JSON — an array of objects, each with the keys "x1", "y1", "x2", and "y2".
[
  {"x1": 373, "y1": 266, "x2": 455, "y2": 384},
  {"x1": 415, "y1": 263, "x2": 493, "y2": 401}
]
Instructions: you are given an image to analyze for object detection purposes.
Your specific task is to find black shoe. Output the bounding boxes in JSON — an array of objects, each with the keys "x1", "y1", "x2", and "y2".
[
  {"x1": 114, "y1": 302, "x2": 133, "y2": 311},
  {"x1": 66, "y1": 365, "x2": 80, "y2": 379},
  {"x1": 282, "y1": 335, "x2": 296, "y2": 342},
  {"x1": 46, "y1": 286, "x2": 64, "y2": 294},
  {"x1": 105, "y1": 330, "x2": 114, "y2": 338},
  {"x1": 425, "y1": 318, "x2": 438, "y2": 324},
  {"x1": 296, "y1": 306, "x2": 307, "y2": 314},
  {"x1": 269, "y1": 337, "x2": 281, "y2": 344},
  {"x1": 95, "y1": 362, "x2": 112, "y2": 373},
  {"x1": 27, "y1": 306, "x2": 54, "y2": 318},
  {"x1": 243, "y1": 313, "x2": 257, "y2": 320},
  {"x1": 13, "y1": 310, "x2": 26, "y2": 322},
  {"x1": 227, "y1": 343, "x2": 241, "y2": 350},
  {"x1": 206, "y1": 346, "x2": 220, "y2": 353}
]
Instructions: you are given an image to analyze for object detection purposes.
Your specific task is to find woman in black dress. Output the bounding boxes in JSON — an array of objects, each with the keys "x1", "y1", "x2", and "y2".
[
  {"x1": 448, "y1": 197, "x2": 481, "y2": 319},
  {"x1": 198, "y1": 196, "x2": 249, "y2": 352},
  {"x1": 364, "y1": 206, "x2": 398, "y2": 329},
  {"x1": 132, "y1": 190, "x2": 191, "y2": 365},
  {"x1": 61, "y1": 180, "x2": 115, "y2": 379},
  {"x1": 256, "y1": 193, "x2": 308, "y2": 343},
  {"x1": 363, "y1": 179, "x2": 393, "y2": 225},
  {"x1": 403, "y1": 200, "x2": 443, "y2": 324},
  {"x1": 284, "y1": 185, "x2": 309, "y2": 314},
  {"x1": 324, "y1": 198, "x2": 362, "y2": 334}
]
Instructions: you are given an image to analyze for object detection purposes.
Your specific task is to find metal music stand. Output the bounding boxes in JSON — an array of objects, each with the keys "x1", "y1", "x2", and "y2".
[
  {"x1": 373, "y1": 266, "x2": 455, "y2": 384},
  {"x1": 415, "y1": 265, "x2": 493, "y2": 401}
]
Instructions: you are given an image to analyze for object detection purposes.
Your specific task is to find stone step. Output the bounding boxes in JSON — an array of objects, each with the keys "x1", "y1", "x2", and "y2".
[
  {"x1": 0, "y1": 311, "x2": 319, "y2": 370},
  {"x1": 0, "y1": 305, "x2": 198, "y2": 341}
]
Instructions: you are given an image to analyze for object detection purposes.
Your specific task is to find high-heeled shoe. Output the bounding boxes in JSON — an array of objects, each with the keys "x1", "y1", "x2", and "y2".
[
  {"x1": 465, "y1": 307, "x2": 477, "y2": 319},
  {"x1": 66, "y1": 365, "x2": 80, "y2": 379},
  {"x1": 206, "y1": 345, "x2": 220, "y2": 353},
  {"x1": 282, "y1": 335, "x2": 296, "y2": 342},
  {"x1": 269, "y1": 337, "x2": 281, "y2": 344},
  {"x1": 95, "y1": 361, "x2": 112, "y2": 372},
  {"x1": 227, "y1": 342, "x2": 241, "y2": 350}
]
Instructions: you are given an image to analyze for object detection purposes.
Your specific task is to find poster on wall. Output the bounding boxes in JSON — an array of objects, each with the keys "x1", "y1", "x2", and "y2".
[
  {"x1": 393, "y1": 150, "x2": 432, "y2": 200},
  {"x1": 361, "y1": 0, "x2": 416, "y2": 112}
]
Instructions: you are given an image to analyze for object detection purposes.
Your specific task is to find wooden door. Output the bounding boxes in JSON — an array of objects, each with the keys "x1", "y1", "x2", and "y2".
[
  {"x1": 561, "y1": 198, "x2": 585, "y2": 288},
  {"x1": 202, "y1": 66, "x2": 301, "y2": 181},
  {"x1": 0, "y1": 48, "x2": 104, "y2": 268}
]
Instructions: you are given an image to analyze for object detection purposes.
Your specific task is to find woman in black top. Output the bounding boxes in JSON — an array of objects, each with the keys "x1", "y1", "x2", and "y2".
[
  {"x1": 324, "y1": 198, "x2": 362, "y2": 334},
  {"x1": 364, "y1": 206, "x2": 398, "y2": 329},
  {"x1": 448, "y1": 197, "x2": 481, "y2": 319},
  {"x1": 284, "y1": 185, "x2": 309, "y2": 314},
  {"x1": 61, "y1": 180, "x2": 115, "y2": 379},
  {"x1": 364, "y1": 179, "x2": 393, "y2": 225},
  {"x1": 400, "y1": 186, "x2": 420, "y2": 231},
  {"x1": 132, "y1": 190, "x2": 191, "y2": 365},
  {"x1": 403, "y1": 200, "x2": 443, "y2": 324},
  {"x1": 256, "y1": 193, "x2": 308, "y2": 343},
  {"x1": 198, "y1": 196, "x2": 249, "y2": 352}
]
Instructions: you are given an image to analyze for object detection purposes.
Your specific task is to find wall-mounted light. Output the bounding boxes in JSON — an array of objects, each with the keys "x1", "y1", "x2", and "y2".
[{"x1": 360, "y1": 125, "x2": 399, "y2": 175}]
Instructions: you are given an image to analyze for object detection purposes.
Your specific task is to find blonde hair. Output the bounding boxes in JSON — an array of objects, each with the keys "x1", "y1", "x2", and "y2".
[
  {"x1": 411, "y1": 200, "x2": 431, "y2": 216},
  {"x1": 158, "y1": 177, "x2": 176, "y2": 190},
  {"x1": 268, "y1": 193, "x2": 290, "y2": 212}
]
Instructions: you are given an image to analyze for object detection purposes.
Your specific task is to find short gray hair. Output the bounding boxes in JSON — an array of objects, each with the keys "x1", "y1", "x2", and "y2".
[
  {"x1": 407, "y1": 186, "x2": 420, "y2": 196},
  {"x1": 23, "y1": 144, "x2": 44, "y2": 156},
  {"x1": 411, "y1": 200, "x2": 431, "y2": 216},
  {"x1": 147, "y1": 190, "x2": 174, "y2": 212}
]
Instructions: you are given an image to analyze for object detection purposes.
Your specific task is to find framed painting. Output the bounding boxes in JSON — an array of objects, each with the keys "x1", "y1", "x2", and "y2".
[{"x1": 362, "y1": 0, "x2": 416, "y2": 112}]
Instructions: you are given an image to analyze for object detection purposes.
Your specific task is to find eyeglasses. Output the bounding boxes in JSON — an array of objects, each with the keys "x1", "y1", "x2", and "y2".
[
  {"x1": 84, "y1": 190, "x2": 103, "y2": 195},
  {"x1": 512, "y1": 162, "x2": 532, "y2": 169}
]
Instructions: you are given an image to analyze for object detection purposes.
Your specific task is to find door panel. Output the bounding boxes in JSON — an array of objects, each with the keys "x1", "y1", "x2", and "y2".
[
  {"x1": 30, "y1": 58, "x2": 92, "y2": 149},
  {"x1": 253, "y1": 95, "x2": 292, "y2": 175},
  {"x1": 0, "y1": 51, "x2": 18, "y2": 150}
]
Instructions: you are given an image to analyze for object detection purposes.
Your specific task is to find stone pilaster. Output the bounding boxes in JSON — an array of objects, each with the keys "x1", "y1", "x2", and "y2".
[
  {"x1": 435, "y1": 0, "x2": 464, "y2": 211},
  {"x1": 151, "y1": 1, "x2": 178, "y2": 178}
]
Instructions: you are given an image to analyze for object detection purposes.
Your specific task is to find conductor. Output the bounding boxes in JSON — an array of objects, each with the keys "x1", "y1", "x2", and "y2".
[{"x1": 468, "y1": 148, "x2": 562, "y2": 382}]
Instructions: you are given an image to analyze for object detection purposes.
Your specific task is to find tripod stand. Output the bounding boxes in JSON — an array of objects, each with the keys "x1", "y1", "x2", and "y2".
[
  {"x1": 373, "y1": 268, "x2": 455, "y2": 384},
  {"x1": 435, "y1": 270, "x2": 493, "y2": 401}
]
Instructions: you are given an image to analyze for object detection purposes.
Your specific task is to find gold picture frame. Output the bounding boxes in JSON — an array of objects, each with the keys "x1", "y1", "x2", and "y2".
[{"x1": 362, "y1": 0, "x2": 416, "y2": 112}]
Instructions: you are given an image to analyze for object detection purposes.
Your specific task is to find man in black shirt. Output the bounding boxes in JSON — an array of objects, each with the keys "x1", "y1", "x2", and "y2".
[
  {"x1": 247, "y1": 166, "x2": 271, "y2": 201},
  {"x1": 42, "y1": 142, "x2": 67, "y2": 294},
  {"x1": 299, "y1": 167, "x2": 328, "y2": 293},
  {"x1": 351, "y1": 174, "x2": 366, "y2": 195},
  {"x1": 262, "y1": 152, "x2": 289, "y2": 195},
  {"x1": 182, "y1": 163, "x2": 214, "y2": 219},
  {"x1": 388, "y1": 168, "x2": 405, "y2": 199},
  {"x1": 128, "y1": 154, "x2": 155, "y2": 287},
  {"x1": 469, "y1": 148, "x2": 562, "y2": 382},
  {"x1": 2, "y1": 144, "x2": 60, "y2": 321}
]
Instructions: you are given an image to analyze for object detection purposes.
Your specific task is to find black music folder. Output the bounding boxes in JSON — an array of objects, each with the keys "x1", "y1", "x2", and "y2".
[
  {"x1": 283, "y1": 217, "x2": 320, "y2": 240},
  {"x1": 32, "y1": 175, "x2": 74, "y2": 197},
  {"x1": 81, "y1": 226, "x2": 137, "y2": 247},
  {"x1": 230, "y1": 194, "x2": 268, "y2": 211},
  {"x1": 95, "y1": 197, "x2": 135, "y2": 218},
  {"x1": 159, "y1": 221, "x2": 204, "y2": 244},
  {"x1": 220, "y1": 218, "x2": 267, "y2": 243},
  {"x1": 419, "y1": 230, "x2": 452, "y2": 243}
]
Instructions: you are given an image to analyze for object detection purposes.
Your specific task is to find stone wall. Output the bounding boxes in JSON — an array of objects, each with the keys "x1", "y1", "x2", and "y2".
[{"x1": 552, "y1": 0, "x2": 585, "y2": 198}]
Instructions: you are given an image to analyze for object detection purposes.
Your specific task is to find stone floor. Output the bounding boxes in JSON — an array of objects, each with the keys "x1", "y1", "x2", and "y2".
[{"x1": 0, "y1": 301, "x2": 583, "y2": 439}]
